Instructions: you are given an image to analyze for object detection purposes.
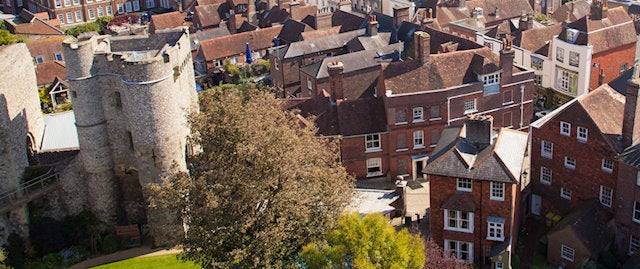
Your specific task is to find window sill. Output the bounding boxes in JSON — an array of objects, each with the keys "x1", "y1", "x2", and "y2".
[
  {"x1": 564, "y1": 165, "x2": 575, "y2": 170},
  {"x1": 602, "y1": 169, "x2": 613, "y2": 173},
  {"x1": 577, "y1": 138, "x2": 588, "y2": 143},
  {"x1": 464, "y1": 110, "x2": 478, "y2": 115},
  {"x1": 366, "y1": 172, "x2": 383, "y2": 178},
  {"x1": 502, "y1": 101, "x2": 514, "y2": 106},
  {"x1": 457, "y1": 188, "x2": 472, "y2": 192},
  {"x1": 542, "y1": 154, "x2": 553, "y2": 159},
  {"x1": 365, "y1": 148, "x2": 382, "y2": 153},
  {"x1": 561, "y1": 195, "x2": 571, "y2": 200},
  {"x1": 560, "y1": 133, "x2": 570, "y2": 137},
  {"x1": 395, "y1": 122, "x2": 408, "y2": 125},
  {"x1": 413, "y1": 119, "x2": 425, "y2": 123},
  {"x1": 444, "y1": 227, "x2": 474, "y2": 233},
  {"x1": 430, "y1": 144, "x2": 437, "y2": 148},
  {"x1": 396, "y1": 148, "x2": 408, "y2": 152},
  {"x1": 632, "y1": 218, "x2": 640, "y2": 225},
  {"x1": 490, "y1": 197, "x2": 504, "y2": 202},
  {"x1": 541, "y1": 180, "x2": 551, "y2": 186},
  {"x1": 413, "y1": 145, "x2": 425, "y2": 149},
  {"x1": 429, "y1": 117, "x2": 442, "y2": 121},
  {"x1": 487, "y1": 237, "x2": 505, "y2": 242}
]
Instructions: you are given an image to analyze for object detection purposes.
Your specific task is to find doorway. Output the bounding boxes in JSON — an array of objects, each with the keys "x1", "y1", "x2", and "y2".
[{"x1": 412, "y1": 154, "x2": 428, "y2": 180}]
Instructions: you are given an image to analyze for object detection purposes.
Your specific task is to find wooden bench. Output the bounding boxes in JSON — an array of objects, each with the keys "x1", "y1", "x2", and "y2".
[{"x1": 115, "y1": 224, "x2": 142, "y2": 247}]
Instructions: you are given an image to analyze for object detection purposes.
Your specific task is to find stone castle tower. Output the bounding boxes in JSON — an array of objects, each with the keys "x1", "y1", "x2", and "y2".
[{"x1": 62, "y1": 28, "x2": 198, "y2": 227}]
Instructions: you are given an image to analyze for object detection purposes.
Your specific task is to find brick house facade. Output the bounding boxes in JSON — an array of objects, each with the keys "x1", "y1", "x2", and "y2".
[
  {"x1": 529, "y1": 85, "x2": 623, "y2": 216},
  {"x1": 426, "y1": 116, "x2": 528, "y2": 267}
]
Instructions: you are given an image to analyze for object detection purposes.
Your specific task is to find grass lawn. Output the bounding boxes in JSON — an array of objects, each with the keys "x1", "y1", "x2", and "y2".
[{"x1": 90, "y1": 254, "x2": 200, "y2": 269}]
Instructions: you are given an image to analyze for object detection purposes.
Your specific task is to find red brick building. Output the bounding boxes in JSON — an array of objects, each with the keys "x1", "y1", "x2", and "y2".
[
  {"x1": 529, "y1": 84, "x2": 624, "y2": 217},
  {"x1": 425, "y1": 115, "x2": 528, "y2": 267}
]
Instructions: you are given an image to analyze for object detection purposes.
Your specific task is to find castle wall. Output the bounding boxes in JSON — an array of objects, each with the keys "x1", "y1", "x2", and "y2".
[{"x1": 0, "y1": 43, "x2": 46, "y2": 242}]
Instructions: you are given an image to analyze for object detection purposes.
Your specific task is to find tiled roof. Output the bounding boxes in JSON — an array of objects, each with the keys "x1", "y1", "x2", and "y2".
[
  {"x1": 194, "y1": 4, "x2": 223, "y2": 28},
  {"x1": 550, "y1": 0, "x2": 591, "y2": 23},
  {"x1": 301, "y1": 26, "x2": 341, "y2": 40},
  {"x1": 190, "y1": 25, "x2": 231, "y2": 51},
  {"x1": 518, "y1": 24, "x2": 562, "y2": 56},
  {"x1": 283, "y1": 29, "x2": 365, "y2": 59},
  {"x1": 465, "y1": 0, "x2": 533, "y2": 25},
  {"x1": 383, "y1": 46, "x2": 500, "y2": 94},
  {"x1": 198, "y1": 25, "x2": 282, "y2": 60},
  {"x1": 150, "y1": 11, "x2": 188, "y2": 31},
  {"x1": 337, "y1": 98, "x2": 387, "y2": 136},
  {"x1": 426, "y1": 124, "x2": 528, "y2": 183},
  {"x1": 484, "y1": 20, "x2": 518, "y2": 38},
  {"x1": 26, "y1": 36, "x2": 66, "y2": 63},
  {"x1": 293, "y1": 5, "x2": 317, "y2": 22},
  {"x1": 346, "y1": 33, "x2": 393, "y2": 51},
  {"x1": 547, "y1": 200, "x2": 614, "y2": 255},
  {"x1": 434, "y1": 5, "x2": 469, "y2": 27},
  {"x1": 5, "y1": 10, "x2": 64, "y2": 36},
  {"x1": 196, "y1": 0, "x2": 226, "y2": 6},
  {"x1": 35, "y1": 61, "x2": 66, "y2": 86},
  {"x1": 531, "y1": 84, "x2": 626, "y2": 153},
  {"x1": 565, "y1": 7, "x2": 636, "y2": 54}
]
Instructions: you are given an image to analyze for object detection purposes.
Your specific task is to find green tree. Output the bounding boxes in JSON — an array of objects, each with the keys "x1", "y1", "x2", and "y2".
[
  {"x1": 0, "y1": 30, "x2": 26, "y2": 45},
  {"x1": 149, "y1": 88, "x2": 355, "y2": 269},
  {"x1": 300, "y1": 213, "x2": 426, "y2": 269},
  {"x1": 64, "y1": 22, "x2": 101, "y2": 37}
]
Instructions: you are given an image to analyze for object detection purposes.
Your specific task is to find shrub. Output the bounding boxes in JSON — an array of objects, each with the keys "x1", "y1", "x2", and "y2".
[
  {"x1": 58, "y1": 103, "x2": 73, "y2": 112},
  {"x1": 3, "y1": 233, "x2": 26, "y2": 269},
  {"x1": 64, "y1": 22, "x2": 100, "y2": 37},
  {"x1": 101, "y1": 234, "x2": 119, "y2": 254}
]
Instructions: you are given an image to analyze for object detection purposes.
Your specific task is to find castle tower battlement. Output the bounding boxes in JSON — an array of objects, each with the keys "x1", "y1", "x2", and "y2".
[{"x1": 63, "y1": 29, "x2": 198, "y2": 227}]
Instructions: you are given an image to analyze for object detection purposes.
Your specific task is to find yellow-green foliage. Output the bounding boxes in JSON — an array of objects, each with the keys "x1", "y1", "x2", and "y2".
[
  {"x1": 0, "y1": 30, "x2": 26, "y2": 45},
  {"x1": 300, "y1": 213, "x2": 426, "y2": 269},
  {"x1": 90, "y1": 254, "x2": 199, "y2": 269}
]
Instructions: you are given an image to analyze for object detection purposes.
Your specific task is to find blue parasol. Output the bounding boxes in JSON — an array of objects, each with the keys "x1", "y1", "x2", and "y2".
[{"x1": 245, "y1": 42, "x2": 253, "y2": 64}]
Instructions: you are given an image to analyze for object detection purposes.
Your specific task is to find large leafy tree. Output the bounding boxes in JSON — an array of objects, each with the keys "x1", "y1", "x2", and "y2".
[
  {"x1": 149, "y1": 88, "x2": 355, "y2": 268},
  {"x1": 300, "y1": 213, "x2": 426, "y2": 269}
]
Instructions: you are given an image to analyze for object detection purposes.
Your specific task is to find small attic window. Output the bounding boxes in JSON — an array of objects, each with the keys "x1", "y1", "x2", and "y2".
[{"x1": 479, "y1": 72, "x2": 500, "y2": 95}]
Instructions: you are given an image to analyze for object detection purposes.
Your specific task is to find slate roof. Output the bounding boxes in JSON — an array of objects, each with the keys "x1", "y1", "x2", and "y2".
[
  {"x1": 198, "y1": 25, "x2": 282, "y2": 60},
  {"x1": 282, "y1": 29, "x2": 365, "y2": 59},
  {"x1": 346, "y1": 32, "x2": 392, "y2": 51},
  {"x1": 190, "y1": 25, "x2": 231, "y2": 51},
  {"x1": 300, "y1": 26, "x2": 341, "y2": 40},
  {"x1": 332, "y1": 10, "x2": 366, "y2": 33},
  {"x1": 425, "y1": 124, "x2": 528, "y2": 183},
  {"x1": 194, "y1": 4, "x2": 223, "y2": 28},
  {"x1": 517, "y1": 23, "x2": 562, "y2": 56},
  {"x1": 564, "y1": 7, "x2": 636, "y2": 54},
  {"x1": 550, "y1": 0, "x2": 591, "y2": 23},
  {"x1": 383, "y1": 46, "x2": 501, "y2": 94},
  {"x1": 630, "y1": 3, "x2": 640, "y2": 15},
  {"x1": 547, "y1": 200, "x2": 614, "y2": 256},
  {"x1": 150, "y1": 11, "x2": 188, "y2": 31},
  {"x1": 531, "y1": 84, "x2": 626, "y2": 153},
  {"x1": 278, "y1": 19, "x2": 313, "y2": 43},
  {"x1": 337, "y1": 98, "x2": 387, "y2": 136},
  {"x1": 484, "y1": 20, "x2": 518, "y2": 38},
  {"x1": 304, "y1": 43, "x2": 402, "y2": 80},
  {"x1": 35, "y1": 61, "x2": 66, "y2": 86}
]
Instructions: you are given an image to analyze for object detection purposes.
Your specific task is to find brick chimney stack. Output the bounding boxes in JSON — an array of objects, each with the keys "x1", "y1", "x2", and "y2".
[
  {"x1": 500, "y1": 38, "x2": 515, "y2": 84},
  {"x1": 590, "y1": 0, "x2": 608, "y2": 20},
  {"x1": 622, "y1": 64, "x2": 640, "y2": 148},
  {"x1": 328, "y1": 61, "x2": 345, "y2": 101},
  {"x1": 393, "y1": 5, "x2": 410, "y2": 29},
  {"x1": 366, "y1": 15, "x2": 379, "y2": 36},
  {"x1": 289, "y1": 1, "x2": 300, "y2": 20},
  {"x1": 413, "y1": 31, "x2": 430, "y2": 65},
  {"x1": 465, "y1": 114, "x2": 494, "y2": 150},
  {"x1": 228, "y1": 10, "x2": 237, "y2": 34}
]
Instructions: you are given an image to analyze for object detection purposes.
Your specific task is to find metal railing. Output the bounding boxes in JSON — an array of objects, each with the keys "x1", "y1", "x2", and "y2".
[{"x1": 0, "y1": 168, "x2": 60, "y2": 213}]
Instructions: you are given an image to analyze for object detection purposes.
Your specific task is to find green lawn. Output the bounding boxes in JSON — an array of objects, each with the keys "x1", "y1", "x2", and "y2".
[{"x1": 90, "y1": 254, "x2": 200, "y2": 269}]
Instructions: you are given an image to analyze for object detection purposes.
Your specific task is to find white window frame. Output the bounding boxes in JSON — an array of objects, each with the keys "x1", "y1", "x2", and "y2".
[
  {"x1": 481, "y1": 72, "x2": 501, "y2": 95},
  {"x1": 569, "y1": 51, "x2": 579, "y2": 67},
  {"x1": 106, "y1": 5, "x2": 113, "y2": 15},
  {"x1": 97, "y1": 6, "x2": 104, "y2": 17},
  {"x1": 72, "y1": 0, "x2": 78, "y2": 4},
  {"x1": 541, "y1": 140, "x2": 553, "y2": 159},
  {"x1": 556, "y1": 47, "x2": 564, "y2": 62},
  {"x1": 117, "y1": 3, "x2": 124, "y2": 14},
  {"x1": 66, "y1": 12, "x2": 73, "y2": 23},
  {"x1": 490, "y1": 182, "x2": 504, "y2": 201},
  {"x1": 54, "y1": 53, "x2": 63, "y2": 61},
  {"x1": 561, "y1": 245, "x2": 574, "y2": 262},
  {"x1": 556, "y1": 67, "x2": 578, "y2": 95},
  {"x1": 599, "y1": 185, "x2": 613, "y2": 208},
  {"x1": 146, "y1": 0, "x2": 154, "y2": 8},
  {"x1": 444, "y1": 210, "x2": 473, "y2": 233},
  {"x1": 34, "y1": 56, "x2": 44, "y2": 64},
  {"x1": 306, "y1": 77, "x2": 312, "y2": 90},
  {"x1": 214, "y1": 60, "x2": 222, "y2": 67},
  {"x1": 464, "y1": 99, "x2": 477, "y2": 114},
  {"x1": 63, "y1": 0, "x2": 70, "y2": 6},
  {"x1": 633, "y1": 201, "x2": 640, "y2": 224},
  {"x1": 133, "y1": 0, "x2": 140, "y2": 11},
  {"x1": 457, "y1": 178, "x2": 472, "y2": 192},
  {"x1": 75, "y1": 10, "x2": 82, "y2": 22},
  {"x1": 55, "y1": 0, "x2": 61, "y2": 7},
  {"x1": 413, "y1": 107, "x2": 423, "y2": 122},
  {"x1": 413, "y1": 130, "x2": 424, "y2": 149},
  {"x1": 531, "y1": 56, "x2": 543, "y2": 70},
  {"x1": 125, "y1": 1, "x2": 132, "y2": 12},
  {"x1": 560, "y1": 187, "x2": 571, "y2": 200},
  {"x1": 487, "y1": 221, "x2": 504, "y2": 241},
  {"x1": 577, "y1": 126, "x2": 588, "y2": 142},
  {"x1": 564, "y1": 156, "x2": 576, "y2": 170},
  {"x1": 57, "y1": 14, "x2": 65, "y2": 24},
  {"x1": 365, "y1": 134, "x2": 381, "y2": 152},
  {"x1": 444, "y1": 240, "x2": 473, "y2": 263},
  {"x1": 637, "y1": 171, "x2": 640, "y2": 187},
  {"x1": 88, "y1": 8, "x2": 95, "y2": 20},
  {"x1": 540, "y1": 166, "x2": 552, "y2": 185},
  {"x1": 366, "y1": 158, "x2": 382, "y2": 177},
  {"x1": 602, "y1": 159, "x2": 613, "y2": 173},
  {"x1": 630, "y1": 235, "x2": 640, "y2": 255},
  {"x1": 560, "y1": 121, "x2": 570, "y2": 136},
  {"x1": 495, "y1": 262, "x2": 504, "y2": 269}
]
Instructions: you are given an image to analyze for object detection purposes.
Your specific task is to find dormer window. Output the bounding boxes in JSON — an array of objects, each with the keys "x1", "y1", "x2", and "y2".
[{"x1": 480, "y1": 72, "x2": 500, "y2": 95}]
